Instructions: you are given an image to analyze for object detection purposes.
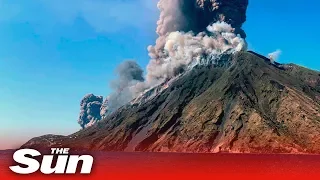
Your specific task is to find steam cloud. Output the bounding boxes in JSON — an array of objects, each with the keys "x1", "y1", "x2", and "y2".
[
  {"x1": 268, "y1": 50, "x2": 282, "y2": 64},
  {"x1": 79, "y1": 0, "x2": 249, "y2": 127}
]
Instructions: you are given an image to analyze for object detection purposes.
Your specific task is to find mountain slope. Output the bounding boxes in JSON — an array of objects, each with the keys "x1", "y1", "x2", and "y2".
[{"x1": 22, "y1": 52, "x2": 320, "y2": 153}]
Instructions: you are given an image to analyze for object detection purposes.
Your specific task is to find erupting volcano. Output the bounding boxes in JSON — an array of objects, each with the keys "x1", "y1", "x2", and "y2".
[
  {"x1": 22, "y1": 0, "x2": 320, "y2": 154},
  {"x1": 80, "y1": 0, "x2": 249, "y2": 127}
]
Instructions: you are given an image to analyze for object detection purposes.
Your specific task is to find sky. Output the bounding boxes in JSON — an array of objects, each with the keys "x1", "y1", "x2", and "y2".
[{"x1": 0, "y1": 0, "x2": 319, "y2": 150}]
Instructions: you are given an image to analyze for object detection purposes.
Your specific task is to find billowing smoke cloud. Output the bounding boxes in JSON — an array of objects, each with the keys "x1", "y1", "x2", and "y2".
[
  {"x1": 152, "y1": 0, "x2": 248, "y2": 59},
  {"x1": 268, "y1": 50, "x2": 282, "y2": 64},
  {"x1": 146, "y1": 22, "x2": 246, "y2": 85},
  {"x1": 78, "y1": 94, "x2": 103, "y2": 128},
  {"x1": 144, "y1": 0, "x2": 248, "y2": 87},
  {"x1": 80, "y1": 0, "x2": 249, "y2": 127},
  {"x1": 80, "y1": 62, "x2": 144, "y2": 127},
  {"x1": 105, "y1": 60, "x2": 144, "y2": 112}
]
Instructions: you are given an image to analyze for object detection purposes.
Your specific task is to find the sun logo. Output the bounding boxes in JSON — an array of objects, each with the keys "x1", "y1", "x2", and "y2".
[{"x1": 9, "y1": 148, "x2": 94, "y2": 174}]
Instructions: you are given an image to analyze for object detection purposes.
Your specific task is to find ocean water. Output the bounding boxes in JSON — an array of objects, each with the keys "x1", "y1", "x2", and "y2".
[{"x1": 1, "y1": 150, "x2": 320, "y2": 180}]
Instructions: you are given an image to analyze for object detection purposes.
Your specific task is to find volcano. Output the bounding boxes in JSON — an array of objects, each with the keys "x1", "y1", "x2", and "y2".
[
  {"x1": 21, "y1": 0, "x2": 320, "y2": 154},
  {"x1": 22, "y1": 51, "x2": 320, "y2": 154}
]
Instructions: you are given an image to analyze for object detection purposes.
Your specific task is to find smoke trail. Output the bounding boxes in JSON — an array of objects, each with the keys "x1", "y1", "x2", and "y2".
[
  {"x1": 105, "y1": 60, "x2": 144, "y2": 113},
  {"x1": 268, "y1": 50, "x2": 282, "y2": 64}
]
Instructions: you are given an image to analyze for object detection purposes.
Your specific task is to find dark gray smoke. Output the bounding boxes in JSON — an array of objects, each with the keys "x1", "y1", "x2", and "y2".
[
  {"x1": 111, "y1": 60, "x2": 144, "y2": 90},
  {"x1": 157, "y1": 0, "x2": 248, "y2": 35},
  {"x1": 105, "y1": 60, "x2": 145, "y2": 113},
  {"x1": 78, "y1": 94, "x2": 103, "y2": 128}
]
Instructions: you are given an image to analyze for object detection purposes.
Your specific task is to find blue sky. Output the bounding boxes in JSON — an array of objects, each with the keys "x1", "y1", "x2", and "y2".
[{"x1": 0, "y1": 0, "x2": 319, "y2": 149}]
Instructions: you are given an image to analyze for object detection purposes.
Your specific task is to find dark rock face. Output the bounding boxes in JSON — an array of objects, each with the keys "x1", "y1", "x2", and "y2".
[
  {"x1": 78, "y1": 94, "x2": 104, "y2": 129},
  {"x1": 22, "y1": 52, "x2": 320, "y2": 153}
]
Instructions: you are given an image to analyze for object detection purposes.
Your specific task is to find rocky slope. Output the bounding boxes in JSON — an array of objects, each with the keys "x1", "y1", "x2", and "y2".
[{"x1": 22, "y1": 52, "x2": 320, "y2": 153}]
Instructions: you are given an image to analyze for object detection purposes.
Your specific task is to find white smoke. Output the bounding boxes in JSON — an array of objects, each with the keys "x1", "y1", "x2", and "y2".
[
  {"x1": 268, "y1": 49, "x2": 282, "y2": 64},
  {"x1": 146, "y1": 22, "x2": 246, "y2": 85}
]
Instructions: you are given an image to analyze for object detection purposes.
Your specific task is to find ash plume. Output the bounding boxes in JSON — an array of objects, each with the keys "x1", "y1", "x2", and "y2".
[
  {"x1": 147, "y1": 21, "x2": 246, "y2": 85},
  {"x1": 78, "y1": 94, "x2": 103, "y2": 128},
  {"x1": 105, "y1": 60, "x2": 145, "y2": 113},
  {"x1": 80, "y1": 0, "x2": 249, "y2": 127},
  {"x1": 153, "y1": 0, "x2": 248, "y2": 55},
  {"x1": 145, "y1": 0, "x2": 248, "y2": 88}
]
